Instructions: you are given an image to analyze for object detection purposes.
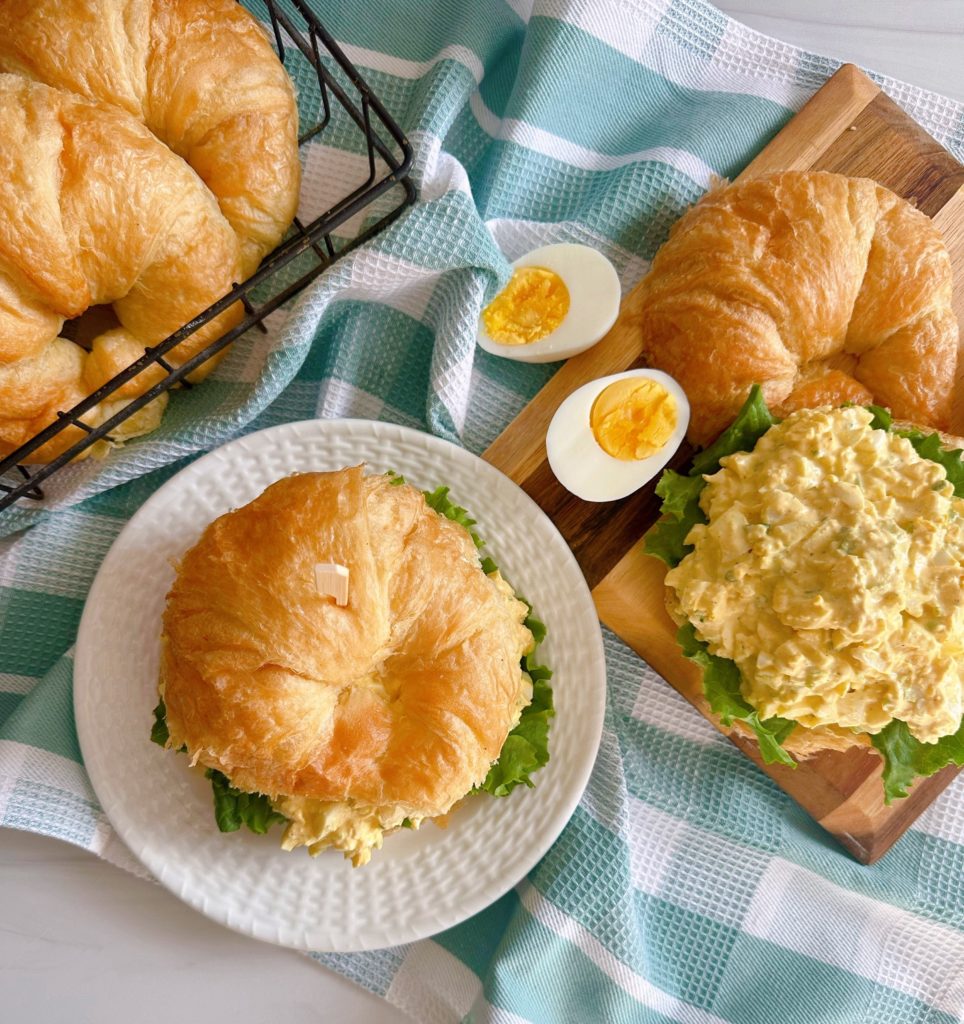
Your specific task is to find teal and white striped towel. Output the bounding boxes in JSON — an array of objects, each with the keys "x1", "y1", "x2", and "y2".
[{"x1": 4, "y1": 1, "x2": 964, "y2": 1021}]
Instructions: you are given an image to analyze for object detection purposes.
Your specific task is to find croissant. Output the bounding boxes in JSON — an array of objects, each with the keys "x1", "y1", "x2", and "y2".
[
  {"x1": 0, "y1": 76, "x2": 242, "y2": 461},
  {"x1": 634, "y1": 172, "x2": 960, "y2": 445},
  {"x1": 0, "y1": 0, "x2": 300, "y2": 463},
  {"x1": 160, "y1": 467, "x2": 535, "y2": 866},
  {"x1": 0, "y1": 0, "x2": 301, "y2": 277}
]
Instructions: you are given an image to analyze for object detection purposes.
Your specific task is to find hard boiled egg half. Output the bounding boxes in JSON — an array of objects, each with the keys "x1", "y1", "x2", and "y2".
[
  {"x1": 546, "y1": 369, "x2": 689, "y2": 502},
  {"x1": 477, "y1": 243, "x2": 621, "y2": 364}
]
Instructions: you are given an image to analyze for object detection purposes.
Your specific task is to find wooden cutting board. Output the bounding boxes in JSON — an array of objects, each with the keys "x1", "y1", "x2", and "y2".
[{"x1": 483, "y1": 64, "x2": 964, "y2": 865}]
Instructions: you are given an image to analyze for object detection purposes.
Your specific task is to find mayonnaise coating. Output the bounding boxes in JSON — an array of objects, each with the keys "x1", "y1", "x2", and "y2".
[{"x1": 665, "y1": 407, "x2": 964, "y2": 743}]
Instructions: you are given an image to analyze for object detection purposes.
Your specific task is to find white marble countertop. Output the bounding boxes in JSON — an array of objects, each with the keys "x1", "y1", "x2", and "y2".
[
  {"x1": 723, "y1": 0, "x2": 964, "y2": 102},
  {"x1": 3, "y1": 4, "x2": 963, "y2": 1022}
]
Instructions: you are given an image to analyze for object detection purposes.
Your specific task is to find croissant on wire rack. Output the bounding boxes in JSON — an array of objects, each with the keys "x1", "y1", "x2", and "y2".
[
  {"x1": 634, "y1": 171, "x2": 960, "y2": 445},
  {"x1": 0, "y1": 76, "x2": 245, "y2": 461},
  {"x1": 0, "y1": 0, "x2": 301, "y2": 463}
]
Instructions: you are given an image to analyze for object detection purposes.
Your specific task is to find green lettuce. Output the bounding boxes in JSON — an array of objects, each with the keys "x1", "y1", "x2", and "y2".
[
  {"x1": 644, "y1": 471, "x2": 708, "y2": 567},
  {"x1": 649, "y1": 389, "x2": 964, "y2": 795},
  {"x1": 677, "y1": 623, "x2": 795, "y2": 766},
  {"x1": 150, "y1": 698, "x2": 170, "y2": 747},
  {"x1": 689, "y1": 384, "x2": 777, "y2": 477},
  {"x1": 645, "y1": 384, "x2": 776, "y2": 566},
  {"x1": 868, "y1": 404, "x2": 964, "y2": 498},
  {"x1": 900, "y1": 431, "x2": 964, "y2": 499},
  {"x1": 423, "y1": 485, "x2": 485, "y2": 549},
  {"x1": 390, "y1": 476, "x2": 499, "y2": 572},
  {"x1": 476, "y1": 676, "x2": 554, "y2": 797},
  {"x1": 150, "y1": 698, "x2": 286, "y2": 835},
  {"x1": 205, "y1": 768, "x2": 287, "y2": 835},
  {"x1": 866, "y1": 404, "x2": 895, "y2": 431},
  {"x1": 872, "y1": 720, "x2": 964, "y2": 804}
]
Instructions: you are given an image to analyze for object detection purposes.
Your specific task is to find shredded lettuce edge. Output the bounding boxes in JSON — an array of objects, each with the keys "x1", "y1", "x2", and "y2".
[{"x1": 151, "y1": 474, "x2": 554, "y2": 834}]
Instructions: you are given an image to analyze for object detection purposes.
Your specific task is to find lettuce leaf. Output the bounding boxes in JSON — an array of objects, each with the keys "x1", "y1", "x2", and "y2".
[
  {"x1": 474, "y1": 600, "x2": 554, "y2": 796},
  {"x1": 151, "y1": 699, "x2": 170, "y2": 747},
  {"x1": 645, "y1": 385, "x2": 776, "y2": 567},
  {"x1": 866, "y1": 404, "x2": 894, "y2": 431},
  {"x1": 205, "y1": 768, "x2": 287, "y2": 834},
  {"x1": 868, "y1": 406, "x2": 964, "y2": 498},
  {"x1": 872, "y1": 718, "x2": 964, "y2": 804},
  {"x1": 523, "y1": 610, "x2": 548, "y2": 646},
  {"x1": 677, "y1": 623, "x2": 796, "y2": 766},
  {"x1": 475, "y1": 675, "x2": 555, "y2": 797},
  {"x1": 151, "y1": 699, "x2": 285, "y2": 834},
  {"x1": 899, "y1": 430, "x2": 964, "y2": 498},
  {"x1": 689, "y1": 384, "x2": 777, "y2": 477},
  {"x1": 423, "y1": 485, "x2": 486, "y2": 551},
  {"x1": 644, "y1": 471, "x2": 707, "y2": 566}
]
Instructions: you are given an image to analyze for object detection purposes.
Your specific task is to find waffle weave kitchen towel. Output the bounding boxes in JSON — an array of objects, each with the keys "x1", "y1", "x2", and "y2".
[{"x1": 3, "y1": 1, "x2": 964, "y2": 1021}]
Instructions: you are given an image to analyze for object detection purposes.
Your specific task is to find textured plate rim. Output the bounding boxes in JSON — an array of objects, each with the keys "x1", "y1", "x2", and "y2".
[{"x1": 74, "y1": 418, "x2": 607, "y2": 951}]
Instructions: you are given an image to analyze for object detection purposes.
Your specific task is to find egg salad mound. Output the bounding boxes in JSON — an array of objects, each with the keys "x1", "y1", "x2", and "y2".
[
  {"x1": 647, "y1": 385, "x2": 964, "y2": 802},
  {"x1": 665, "y1": 405, "x2": 964, "y2": 744}
]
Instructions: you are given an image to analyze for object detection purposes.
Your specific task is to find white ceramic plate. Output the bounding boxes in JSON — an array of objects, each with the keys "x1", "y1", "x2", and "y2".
[{"x1": 74, "y1": 419, "x2": 607, "y2": 952}]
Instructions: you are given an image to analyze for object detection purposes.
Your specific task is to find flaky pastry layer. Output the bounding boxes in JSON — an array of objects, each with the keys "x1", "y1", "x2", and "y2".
[{"x1": 635, "y1": 171, "x2": 960, "y2": 444}]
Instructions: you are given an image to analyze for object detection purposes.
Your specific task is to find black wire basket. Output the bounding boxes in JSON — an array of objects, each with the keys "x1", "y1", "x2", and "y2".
[{"x1": 0, "y1": 0, "x2": 415, "y2": 513}]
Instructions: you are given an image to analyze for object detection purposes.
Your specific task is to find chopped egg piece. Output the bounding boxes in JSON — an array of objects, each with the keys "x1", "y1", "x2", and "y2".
[
  {"x1": 482, "y1": 266, "x2": 570, "y2": 345},
  {"x1": 477, "y1": 243, "x2": 621, "y2": 364},
  {"x1": 546, "y1": 369, "x2": 689, "y2": 502},
  {"x1": 590, "y1": 377, "x2": 677, "y2": 460},
  {"x1": 278, "y1": 795, "x2": 422, "y2": 867}
]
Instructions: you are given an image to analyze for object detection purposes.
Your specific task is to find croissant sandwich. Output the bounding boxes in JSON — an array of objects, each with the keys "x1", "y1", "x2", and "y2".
[
  {"x1": 647, "y1": 386, "x2": 964, "y2": 803},
  {"x1": 152, "y1": 467, "x2": 554, "y2": 866}
]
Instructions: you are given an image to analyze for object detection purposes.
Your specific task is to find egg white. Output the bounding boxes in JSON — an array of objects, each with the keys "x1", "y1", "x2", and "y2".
[
  {"x1": 476, "y1": 243, "x2": 621, "y2": 364},
  {"x1": 546, "y1": 369, "x2": 690, "y2": 502}
]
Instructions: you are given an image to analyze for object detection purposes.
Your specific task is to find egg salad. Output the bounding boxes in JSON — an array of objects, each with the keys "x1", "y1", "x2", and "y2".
[
  {"x1": 277, "y1": 796, "x2": 422, "y2": 867},
  {"x1": 665, "y1": 405, "x2": 964, "y2": 745}
]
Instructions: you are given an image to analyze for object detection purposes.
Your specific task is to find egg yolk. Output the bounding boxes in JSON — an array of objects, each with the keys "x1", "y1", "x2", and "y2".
[
  {"x1": 590, "y1": 378, "x2": 677, "y2": 460},
  {"x1": 482, "y1": 266, "x2": 570, "y2": 345}
]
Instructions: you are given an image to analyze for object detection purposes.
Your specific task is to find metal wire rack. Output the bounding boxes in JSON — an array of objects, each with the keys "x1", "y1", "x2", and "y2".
[{"x1": 0, "y1": 0, "x2": 415, "y2": 512}]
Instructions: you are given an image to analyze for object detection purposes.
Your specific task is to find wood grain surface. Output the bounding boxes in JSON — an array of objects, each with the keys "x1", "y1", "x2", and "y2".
[{"x1": 484, "y1": 64, "x2": 964, "y2": 864}]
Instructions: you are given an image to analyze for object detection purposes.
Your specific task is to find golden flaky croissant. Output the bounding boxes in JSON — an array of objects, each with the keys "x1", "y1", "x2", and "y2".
[
  {"x1": 635, "y1": 172, "x2": 960, "y2": 445},
  {"x1": 0, "y1": 76, "x2": 244, "y2": 461},
  {"x1": 0, "y1": 0, "x2": 301, "y2": 276},
  {"x1": 160, "y1": 468, "x2": 535, "y2": 866},
  {"x1": 0, "y1": 0, "x2": 300, "y2": 463}
]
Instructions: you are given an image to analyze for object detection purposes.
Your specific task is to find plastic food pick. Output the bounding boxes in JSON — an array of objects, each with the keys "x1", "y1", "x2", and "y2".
[{"x1": 315, "y1": 563, "x2": 349, "y2": 606}]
